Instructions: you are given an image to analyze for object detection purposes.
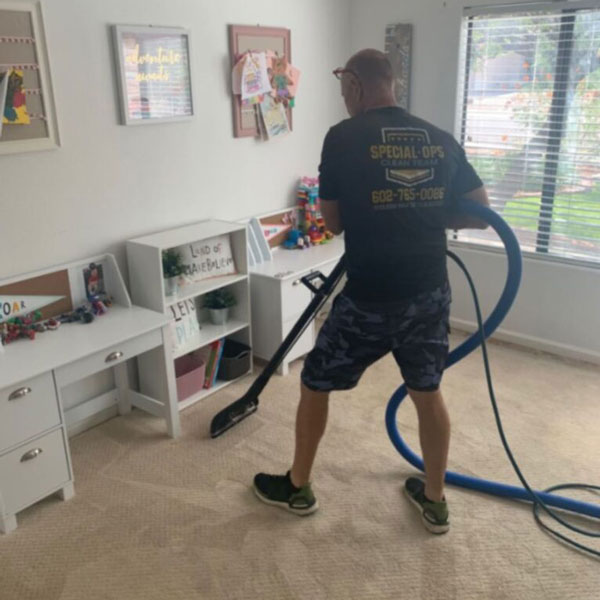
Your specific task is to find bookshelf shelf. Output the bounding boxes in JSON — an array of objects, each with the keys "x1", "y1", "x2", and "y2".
[
  {"x1": 165, "y1": 274, "x2": 248, "y2": 308},
  {"x1": 177, "y1": 373, "x2": 252, "y2": 411},
  {"x1": 127, "y1": 220, "x2": 252, "y2": 412},
  {"x1": 172, "y1": 320, "x2": 249, "y2": 360}
]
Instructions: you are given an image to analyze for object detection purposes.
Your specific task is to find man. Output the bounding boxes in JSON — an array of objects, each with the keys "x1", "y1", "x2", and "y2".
[{"x1": 253, "y1": 49, "x2": 489, "y2": 534}]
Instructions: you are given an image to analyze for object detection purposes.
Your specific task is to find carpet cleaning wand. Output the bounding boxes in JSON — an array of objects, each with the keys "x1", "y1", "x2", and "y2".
[{"x1": 210, "y1": 260, "x2": 346, "y2": 438}]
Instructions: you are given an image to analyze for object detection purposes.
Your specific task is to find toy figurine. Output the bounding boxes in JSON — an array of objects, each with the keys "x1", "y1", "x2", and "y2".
[{"x1": 283, "y1": 228, "x2": 303, "y2": 249}]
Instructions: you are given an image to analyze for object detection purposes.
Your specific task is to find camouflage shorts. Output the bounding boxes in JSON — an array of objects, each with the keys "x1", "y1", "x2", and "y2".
[{"x1": 301, "y1": 283, "x2": 451, "y2": 392}]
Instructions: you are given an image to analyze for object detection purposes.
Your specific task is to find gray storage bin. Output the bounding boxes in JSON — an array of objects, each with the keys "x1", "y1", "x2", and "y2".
[{"x1": 217, "y1": 339, "x2": 251, "y2": 381}]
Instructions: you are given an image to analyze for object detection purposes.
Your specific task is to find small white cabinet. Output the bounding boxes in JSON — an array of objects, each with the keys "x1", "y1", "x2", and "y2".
[
  {"x1": 127, "y1": 220, "x2": 253, "y2": 411},
  {"x1": 250, "y1": 237, "x2": 344, "y2": 375}
]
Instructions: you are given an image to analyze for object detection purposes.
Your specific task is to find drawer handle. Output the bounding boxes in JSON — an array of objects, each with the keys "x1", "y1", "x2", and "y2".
[
  {"x1": 21, "y1": 448, "x2": 43, "y2": 462},
  {"x1": 9, "y1": 387, "x2": 32, "y2": 401},
  {"x1": 105, "y1": 351, "x2": 124, "y2": 363}
]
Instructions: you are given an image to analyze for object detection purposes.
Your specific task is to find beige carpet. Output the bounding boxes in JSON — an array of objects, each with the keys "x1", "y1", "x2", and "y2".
[{"x1": 1, "y1": 331, "x2": 599, "y2": 600}]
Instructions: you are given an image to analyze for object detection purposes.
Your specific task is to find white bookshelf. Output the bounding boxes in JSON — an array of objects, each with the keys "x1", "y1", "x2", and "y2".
[{"x1": 127, "y1": 220, "x2": 252, "y2": 412}]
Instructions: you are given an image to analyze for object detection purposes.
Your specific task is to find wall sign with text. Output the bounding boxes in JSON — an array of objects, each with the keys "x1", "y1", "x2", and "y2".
[
  {"x1": 177, "y1": 235, "x2": 237, "y2": 284},
  {"x1": 112, "y1": 25, "x2": 194, "y2": 125}
]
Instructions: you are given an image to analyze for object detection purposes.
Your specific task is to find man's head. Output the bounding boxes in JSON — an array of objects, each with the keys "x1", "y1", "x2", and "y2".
[{"x1": 334, "y1": 49, "x2": 396, "y2": 117}]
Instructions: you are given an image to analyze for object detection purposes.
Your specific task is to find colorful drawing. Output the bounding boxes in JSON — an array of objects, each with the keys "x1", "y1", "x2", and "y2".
[
  {"x1": 241, "y1": 52, "x2": 272, "y2": 101},
  {"x1": 2, "y1": 70, "x2": 30, "y2": 125},
  {"x1": 269, "y1": 56, "x2": 293, "y2": 101},
  {"x1": 259, "y1": 95, "x2": 290, "y2": 139}
]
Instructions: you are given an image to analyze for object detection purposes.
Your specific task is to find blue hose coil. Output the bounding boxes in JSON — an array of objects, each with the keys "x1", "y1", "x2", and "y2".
[{"x1": 385, "y1": 201, "x2": 600, "y2": 520}]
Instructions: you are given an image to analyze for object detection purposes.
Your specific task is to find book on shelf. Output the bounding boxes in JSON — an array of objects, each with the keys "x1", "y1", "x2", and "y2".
[
  {"x1": 203, "y1": 338, "x2": 225, "y2": 389},
  {"x1": 211, "y1": 338, "x2": 226, "y2": 387}
]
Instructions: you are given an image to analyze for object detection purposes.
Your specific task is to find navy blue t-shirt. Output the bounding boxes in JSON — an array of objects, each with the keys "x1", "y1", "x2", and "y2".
[{"x1": 319, "y1": 107, "x2": 483, "y2": 302}]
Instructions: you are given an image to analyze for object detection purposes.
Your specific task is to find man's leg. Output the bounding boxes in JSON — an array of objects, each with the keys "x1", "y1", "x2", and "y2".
[
  {"x1": 252, "y1": 382, "x2": 329, "y2": 515},
  {"x1": 407, "y1": 387, "x2": 450, "y2": 502},
  {"x1": 290, "y1": 382, "x2": 330, "y2": 487}
]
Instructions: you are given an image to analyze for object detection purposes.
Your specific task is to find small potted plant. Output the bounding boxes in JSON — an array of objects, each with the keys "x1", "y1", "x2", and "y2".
[
  {"x1": 162, "y1": 249, "x2": 184, "y2": 297},
  {"x1": 203, "y1": 288, "x2": 236, "y2": 325}
]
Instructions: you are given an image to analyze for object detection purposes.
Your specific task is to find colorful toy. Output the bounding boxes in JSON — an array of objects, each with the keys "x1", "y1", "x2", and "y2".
[
  {"x1": 283, "y1": 228, "x2": 307, "y2": 250},
  {"x1": 296, "y1": 177, "x2": 333, "y2": 246},
  {"x1": 0, "y1": 295, "x2": 112, "y2": 346}
]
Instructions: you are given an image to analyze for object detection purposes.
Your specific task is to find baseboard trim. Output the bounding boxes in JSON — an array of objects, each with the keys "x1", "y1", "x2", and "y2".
[{"x1": 449, "y1": 317, "x2": 600, "y2": 366}]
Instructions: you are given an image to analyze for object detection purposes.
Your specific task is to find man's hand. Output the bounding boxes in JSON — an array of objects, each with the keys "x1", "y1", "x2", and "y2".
[
  {"x1": 446, "y1": 186, "x2": 490, "y2": 230},
  {"x1": 320, "y1": 199, "x2": 344, "y2": 234}
]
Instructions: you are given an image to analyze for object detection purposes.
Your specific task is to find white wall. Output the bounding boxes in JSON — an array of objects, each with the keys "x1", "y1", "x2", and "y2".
[
  {"x1": 0, "y1": 0, "x2": 351, "y2": 281},
  {"x1": 350, "y1": 0, "x2": 600, "y2": 364}
]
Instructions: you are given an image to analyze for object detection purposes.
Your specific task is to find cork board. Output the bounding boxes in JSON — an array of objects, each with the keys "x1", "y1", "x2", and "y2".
[
  {"x1": 0, "y1": 3, "x2": 59, "y2": 154},
  {"x1": 0, "y1": 270, "x2": 73, "y2": 322},
  {"x1": 229, "y1": 24, "x2": 291, "y2": 137}
]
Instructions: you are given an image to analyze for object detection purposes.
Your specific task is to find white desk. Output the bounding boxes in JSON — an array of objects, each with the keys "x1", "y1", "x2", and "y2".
[{"x1": 0, "y1": 255, "x2": 180, "y2": 534}]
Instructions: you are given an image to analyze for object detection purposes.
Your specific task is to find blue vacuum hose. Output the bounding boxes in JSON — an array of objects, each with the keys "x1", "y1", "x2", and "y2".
[{"x1": 386, "y1": 200, "x2": 600, "y2": 555}]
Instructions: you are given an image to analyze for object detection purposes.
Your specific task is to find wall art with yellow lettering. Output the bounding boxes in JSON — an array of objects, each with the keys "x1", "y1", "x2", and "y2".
[{"x1": 112, "y1": 25, "x2": 194, "y2": 125}]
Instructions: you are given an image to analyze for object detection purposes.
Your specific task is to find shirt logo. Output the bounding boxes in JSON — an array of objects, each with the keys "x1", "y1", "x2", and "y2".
[{"x1": 371, "y1": 128, "x2": 440, "y2": 187}]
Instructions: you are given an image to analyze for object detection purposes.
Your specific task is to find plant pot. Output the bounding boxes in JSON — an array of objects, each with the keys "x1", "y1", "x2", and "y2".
[
  {"x1": 208, "y1": 308, "x2": 229, "y2": 325},
  {"x1": 164, "y1": 276, "x2": 178, "y2": 297}
]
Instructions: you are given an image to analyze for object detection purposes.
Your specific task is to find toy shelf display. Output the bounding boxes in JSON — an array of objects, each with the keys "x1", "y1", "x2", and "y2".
[{"x1": 126, "y1": 220, "x2": 253, "y2": 411}]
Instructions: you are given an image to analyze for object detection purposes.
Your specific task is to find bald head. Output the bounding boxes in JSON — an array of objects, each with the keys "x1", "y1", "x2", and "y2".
[
  {"x1": 346, "y1": 49, "x2": 394, "y2": 91},
  {"x1": 338, "y1": 49, "x2": 397, "y2": 116}
]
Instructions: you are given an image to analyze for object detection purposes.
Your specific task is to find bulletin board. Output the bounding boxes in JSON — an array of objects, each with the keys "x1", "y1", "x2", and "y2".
[
  {"x1": 0, "y1": 270, "x2": 72, "y2": 322},
  {"x1": 0, "y1": 2, "x2": 59, "y2": 154},
  {"x1": 229, "y1": 24, "x2": 291, "y2": 138}
]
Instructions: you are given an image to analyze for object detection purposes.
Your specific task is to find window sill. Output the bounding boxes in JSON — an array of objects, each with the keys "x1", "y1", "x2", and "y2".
[{"x1": 447, "y1": 239, "x2": 600, "y2": 271}]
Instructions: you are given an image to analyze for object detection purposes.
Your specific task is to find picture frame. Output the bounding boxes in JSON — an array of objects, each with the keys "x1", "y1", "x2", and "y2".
[
  {"x1": 0, "y1": 1, "x2": 60, "y2": 154},
  {"x1": 385, "y1": 23, "x2": 412, "y2": 110},
  {"x1": 112, "y1": 24, "x2": 194, "y2": 126},
  {"x1": 229, "y1": 24, "x2": 292, "y2": 138}
]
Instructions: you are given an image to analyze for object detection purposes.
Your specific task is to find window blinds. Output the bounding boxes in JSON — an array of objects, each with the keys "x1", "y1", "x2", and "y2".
[{"x1": 455, "y1": 4, "x2": 600, "y2": 264}]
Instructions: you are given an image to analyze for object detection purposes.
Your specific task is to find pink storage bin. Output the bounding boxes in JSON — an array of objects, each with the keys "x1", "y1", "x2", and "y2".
[{"x1": 174, "y1": 351, "x2": 206, "y2": 401}]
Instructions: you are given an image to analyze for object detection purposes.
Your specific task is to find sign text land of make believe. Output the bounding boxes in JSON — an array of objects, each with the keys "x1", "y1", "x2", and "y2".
[{"x1": 177, "y1": 235, "x2": 237, "y2": 283}]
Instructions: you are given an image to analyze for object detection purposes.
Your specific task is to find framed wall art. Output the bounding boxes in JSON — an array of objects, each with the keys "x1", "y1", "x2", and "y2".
[
  {"x1": 385, "y1": 23, "x2": 412, "y2": 110},
  {"x1": 0, "y1": 1, "x2": 60, "y2": 154},
  {"x1": 112, "y1": 25, "x2": 194, "y2": 125}
]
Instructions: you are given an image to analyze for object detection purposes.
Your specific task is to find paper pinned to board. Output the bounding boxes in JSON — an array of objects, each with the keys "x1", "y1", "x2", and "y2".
[
  {"x1": 0, "y1": 71, "x2": 8, "y2": 137},
  {"x1": 240, "y1": 52, "x2": 272, "y2": 100},
  {"x1": 258, "y1": 95, "x2": 290, "y2": 139},
  {"x1": 2, "y1": 69, "x2": 30, "y2": 125}
]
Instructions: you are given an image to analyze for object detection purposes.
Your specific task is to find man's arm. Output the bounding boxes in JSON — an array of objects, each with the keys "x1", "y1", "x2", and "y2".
[
  {"x1": 446, "y1": 186, "x2": 490, "y2": 230},
  {"x1": 320, "y1": 199, "x2": 344, "y2": 235}
]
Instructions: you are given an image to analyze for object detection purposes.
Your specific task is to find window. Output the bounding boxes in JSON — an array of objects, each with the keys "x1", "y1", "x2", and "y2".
[{"x1": 454, "y1": 2, "x2": 600, "y2": 265}]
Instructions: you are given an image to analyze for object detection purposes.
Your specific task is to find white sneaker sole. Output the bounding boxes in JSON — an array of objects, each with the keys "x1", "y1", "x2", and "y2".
[
  {"x1": 253, "y1": 485, "x2": 319, "y2": 516},
  {"x1": 403, "y1": 486, "x2": 450, "y2": 534}
]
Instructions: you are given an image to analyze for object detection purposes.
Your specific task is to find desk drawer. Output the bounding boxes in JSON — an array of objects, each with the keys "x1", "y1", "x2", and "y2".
[
  {"x1": 281, "y1": 271, "x2": 312, "y2": 322},
  {"x1": 54, "y1": 329, "x2": 162, "y2": 387},
  {"x1": 0, "y1": 372, "x2": 60, "y2": 452},
  {"x1": 0, "y1": 428, "x2": 70, "y2": 515}
]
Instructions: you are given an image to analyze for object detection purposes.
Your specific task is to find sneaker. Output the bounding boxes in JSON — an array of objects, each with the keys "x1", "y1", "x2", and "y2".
[
  {"x1": 253, "y1": 471, "x2": 319, "y2": 516},
  {"x1": 404, "y1": 477, "x2": 450, "y2": 534}
]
